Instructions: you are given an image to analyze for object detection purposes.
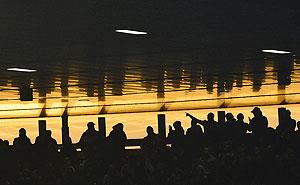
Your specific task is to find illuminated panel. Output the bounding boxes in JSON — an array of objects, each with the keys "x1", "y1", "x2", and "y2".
[
  {"x1": 45, "y1": 102, "x2": 68, "y2": 117},
  {"x1": 227, "y1": 85, "x2": 279, "y2": 107},
  {"x1": 67, "y1": 98, "x2": 102, "y2": 116},
  {"x1": 0, "y1": 102, "x2": 43, "y2": 119},
  {"x1": 165, "y1": 89, "x2": 220, "y2": 110}
]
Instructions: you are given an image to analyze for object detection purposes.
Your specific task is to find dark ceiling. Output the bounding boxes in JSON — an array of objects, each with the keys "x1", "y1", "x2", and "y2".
[
  {"x1": 0, "y1": 0, "x2": 299, "y2": 99},
  {"x1": 1, "y1": 0, "x2": 300, "y2": 59}
]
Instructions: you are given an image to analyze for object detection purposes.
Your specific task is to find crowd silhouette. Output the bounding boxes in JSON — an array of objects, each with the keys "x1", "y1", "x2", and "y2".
[{"x1": 0, "y1": 107, "x2": 300, "y2": 185}]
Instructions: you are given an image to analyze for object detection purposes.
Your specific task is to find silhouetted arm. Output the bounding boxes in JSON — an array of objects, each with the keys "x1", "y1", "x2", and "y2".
[{"x1": 186, "y1": 113, "x2": 205, "y2": 125}]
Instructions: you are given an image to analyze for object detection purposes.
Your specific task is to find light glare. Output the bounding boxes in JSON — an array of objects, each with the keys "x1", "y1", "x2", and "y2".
[
  {"x1": 7, "y1": 68, "x2": 37, "y2": 72},
  {"x1": 115, "y1": 29, "x2": 147, "y2": 35},
  {"x1": 262, "y1": 49, "x2": 291, "y2": 54}
]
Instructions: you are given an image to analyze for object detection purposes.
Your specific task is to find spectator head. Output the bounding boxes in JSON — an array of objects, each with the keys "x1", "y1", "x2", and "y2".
[
  {"x1": 146, "y1": 126, "x2": 154, "y2": 135},
  {"x1": 118, "y1": 123, "x2": 124, "y2": 130},
  {"x1": 207, "y1": 112, "x2": 214, "y2": 121},
  {"x1": 46, "y1": 130, "x2": 52, "y2": 138},
  {"x1": 225, "y1": 113, "x2": 235, "y2": 122},
  {"x1": 173, "y1": 121, "x2": 182, "y2": 129},
  {"x1": 113, "y1": 123, "x2": 124, "y2": 131},
  {"x1": 251, "y1": 107, "x2": 262, "y2": 116},
  {"x1": 19, "y1": 128, "x2": 27, "y2": 138},
  {"x1": 87, "y1": 122, "x2": 95, "y2": 130},
  {"x1": 237, "y1": 113, "x2": 244, "y2": 122}
]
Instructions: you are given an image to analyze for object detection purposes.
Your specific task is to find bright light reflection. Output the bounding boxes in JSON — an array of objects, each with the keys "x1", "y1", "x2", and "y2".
[
  {"x1": 7, "y1": 68, "x2": 37, "y2": 72},
  {"x1": 115, "y1": 29, "x2": 147, "y2": 35},
  {"x1": 262, "y1": 49, "x2": 291, "y2": 54}
]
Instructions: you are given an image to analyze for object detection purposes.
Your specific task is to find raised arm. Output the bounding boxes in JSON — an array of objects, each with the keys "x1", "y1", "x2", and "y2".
[{"x1": 186, "y1": 113, "x2": 205, "y2": 125}]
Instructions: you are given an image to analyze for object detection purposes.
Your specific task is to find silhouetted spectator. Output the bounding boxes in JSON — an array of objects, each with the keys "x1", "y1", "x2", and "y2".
[
  {"x1": 236, "y1": 113, "x2": 248, "y2": 136},
  {"x1": 286, "y1": 110, "x2": 296, "y2": 134},
  {"x1": 276, "y1": 109, "x2": 296, "y2": 137},
  {"x1": 108, "y1": 123, "x2": 127, "y2": 160},
  {"x1": 186, "y1": 112, "x2": 218, "y2": 138},
  {"x1": 186, "y1": 119, "x2": 204, "y2": 140},
  {"x1": 45, "y1": 130, "x2": 58, "y2": 157},
  {"x1": 13, "y1": 128, "x2": 32, "y2": 159},
  {"x1": 61, "y1": 136, "x2": 76, "y2": 158},
  {"x1": 34, "y1": 132, "x2": 47, "y2": 154},
  {"x1": 141, "y1": 126, "x2": 162, "y2": 155},
  {"x1": 79, "y1": 122, "x2": 99, "y2": 153},
  {"x1": 167, "y1": 121, "x2": 185, "y2": 154},
  {"x1": 249, "y1": 107, "x2": 268, "y2": 136},
  {"x1": 225, "y1": 113, "x2": 236, "y2": 137},
  {"x1": 186, "y1": 118, "x2": 203, "y2": 155}
]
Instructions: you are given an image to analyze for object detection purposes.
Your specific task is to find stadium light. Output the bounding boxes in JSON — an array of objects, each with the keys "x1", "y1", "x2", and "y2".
[{"x1": 115, "y1": 29, "x2": 147, "y2": 35}]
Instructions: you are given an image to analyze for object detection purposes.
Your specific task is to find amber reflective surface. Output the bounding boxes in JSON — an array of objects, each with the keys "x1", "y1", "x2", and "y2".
[{"x1": 0, "y1": 52, "x2": 299, "y2": 143}]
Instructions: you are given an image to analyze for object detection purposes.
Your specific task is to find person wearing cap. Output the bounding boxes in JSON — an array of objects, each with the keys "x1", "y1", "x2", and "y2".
[
  {"x1": 78, "y1": 122, "x2": 99, "y2": 152},
  {"x1": 249, "y1": 107, "x2": 268, "y2": 136}
]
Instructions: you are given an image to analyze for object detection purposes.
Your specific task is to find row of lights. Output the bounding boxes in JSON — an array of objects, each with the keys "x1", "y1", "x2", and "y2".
[{"x1": 5, "y1": 29, "x2": 292, "y2": 73}]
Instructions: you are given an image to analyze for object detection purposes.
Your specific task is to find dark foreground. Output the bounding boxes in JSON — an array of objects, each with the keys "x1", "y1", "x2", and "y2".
[
  {"x1": 1, "y1": 134, "x2": 300, "y2": 185},
  {"x1": 2, "y1": 107, "x2": 300, "y2": 185}
]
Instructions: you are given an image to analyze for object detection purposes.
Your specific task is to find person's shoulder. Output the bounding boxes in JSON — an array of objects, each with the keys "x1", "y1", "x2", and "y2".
[
  {"x1": 51, "y1": 138, "x2": 58, "y2": 144},
  {"x1": 13, "y1": 137, "x2": 19, "y2": 143},
  {"x1": 122, "y1": 131, "x2": 127, "y2": 139},
  {"x1": 92, "y1": 130, "x2": 99, "y2": 136},
  {"x1": 262, "y1": 116, "x2": 268, "y2": 123},
  {"x1": 81, "y1": 130, "x2": 89, "y2": 137}
]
